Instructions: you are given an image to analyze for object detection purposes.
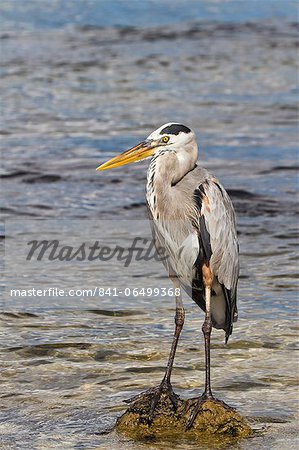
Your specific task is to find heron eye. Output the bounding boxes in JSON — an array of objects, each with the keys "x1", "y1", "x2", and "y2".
[{"x1": 162, "y1": 136, "x2": 170, "y2": 143}]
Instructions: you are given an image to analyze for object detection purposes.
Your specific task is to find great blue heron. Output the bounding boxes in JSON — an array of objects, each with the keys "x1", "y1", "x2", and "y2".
[{"x1": 96, "y1": 123, "x2": 239, "y2": 428}]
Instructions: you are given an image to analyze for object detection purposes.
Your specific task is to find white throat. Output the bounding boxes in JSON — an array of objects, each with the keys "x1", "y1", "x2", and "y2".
[{"x1": 146, "y1": 141, "x2": 198, "y2": 218}]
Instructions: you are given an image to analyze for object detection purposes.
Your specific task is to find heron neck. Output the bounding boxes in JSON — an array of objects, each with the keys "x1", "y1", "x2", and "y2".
[{"x1": 146, "y1": 146, "x2": 197, "y2": 217}]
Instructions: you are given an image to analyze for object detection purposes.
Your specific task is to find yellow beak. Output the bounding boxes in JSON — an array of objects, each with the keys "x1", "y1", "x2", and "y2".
[{"x1": 96, "y1": 140, "x2": 155, "y2": 171}]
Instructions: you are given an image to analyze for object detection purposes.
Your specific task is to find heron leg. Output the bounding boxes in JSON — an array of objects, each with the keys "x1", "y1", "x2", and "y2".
[
  {"x1": 126, "y1": 281, "x2": 184, "y2": 424},
  {"x1": 186, "y1": 266, "x2": 214, "y2": 429},
  {"x1": 185, "y1": 270, "x2": 233, "y2": 430},
  {"x1": 202, "y1": 286, "x2": 213, "y2": 398},
  {"x1": 146, "y1": 287, "x2": 184, "y2": 422},
  {"x1": 163, "y1": 292, "x2": 185, "y2": 384}
]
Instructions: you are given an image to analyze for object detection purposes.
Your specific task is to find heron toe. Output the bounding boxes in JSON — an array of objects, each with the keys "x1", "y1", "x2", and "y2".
[
  {"x1": 147, "y1": 381, "x2": 179, "y2": 423},
  {"x1": 185, "y1": 394, "x2": 234, "y2": 430},
  {"x1": 125, "y1": 380, "x2": 179, "y2": 424}
]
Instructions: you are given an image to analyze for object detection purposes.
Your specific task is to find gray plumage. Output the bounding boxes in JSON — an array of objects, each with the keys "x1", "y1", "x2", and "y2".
[{"x1": 146, "y1": 124, "x2": 239, "y2": 342}]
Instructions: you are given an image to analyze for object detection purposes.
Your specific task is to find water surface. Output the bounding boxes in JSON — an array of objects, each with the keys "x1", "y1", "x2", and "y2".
[{"x1": 1, "y1": 1, "x2": 298, "y2": 449}]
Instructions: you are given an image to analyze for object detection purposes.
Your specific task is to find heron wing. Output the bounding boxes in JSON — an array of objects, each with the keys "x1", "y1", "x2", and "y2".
[{"x1": 192, "y1": 179, "x2": 239, "y2": 339}]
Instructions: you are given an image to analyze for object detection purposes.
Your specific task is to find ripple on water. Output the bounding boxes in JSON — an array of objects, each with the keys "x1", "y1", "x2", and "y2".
[{"x1": 1, "y1": 5, "x2": 298, "y2": 448}]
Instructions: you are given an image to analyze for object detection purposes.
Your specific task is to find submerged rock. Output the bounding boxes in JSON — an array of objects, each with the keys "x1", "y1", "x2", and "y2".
[{"x1": 116, "y1": 391, "x2": 252, "y2": 443}]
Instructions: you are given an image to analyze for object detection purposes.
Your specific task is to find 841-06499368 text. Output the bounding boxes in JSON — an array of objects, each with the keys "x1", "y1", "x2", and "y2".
[{"x1": 9, "y1": 287, "x2": 182, "y2": 298}]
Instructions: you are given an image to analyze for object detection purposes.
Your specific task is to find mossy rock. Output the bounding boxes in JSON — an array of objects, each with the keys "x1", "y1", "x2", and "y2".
[{"x1": 116, "y1": 391, "x2": 252, "y2": 443}]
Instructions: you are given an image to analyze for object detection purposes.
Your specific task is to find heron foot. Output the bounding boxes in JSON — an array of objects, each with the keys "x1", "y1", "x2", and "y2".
[
  {"x1": 124, "y1": 380, "x2": 179, "y2": 424},
  {"x1": 185, "y1": 393, "x2": 234, "y2": 430}
]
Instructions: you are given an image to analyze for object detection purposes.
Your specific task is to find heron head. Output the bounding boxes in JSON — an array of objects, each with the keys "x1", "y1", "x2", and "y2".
[{"x1": 96, "y1": 122, "x2": 197, "y2": 171}]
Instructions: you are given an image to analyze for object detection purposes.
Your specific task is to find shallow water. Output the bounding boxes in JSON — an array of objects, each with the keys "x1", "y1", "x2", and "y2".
[{"x1": 1, "y1": 1, "x2": 299, "y2": 449}]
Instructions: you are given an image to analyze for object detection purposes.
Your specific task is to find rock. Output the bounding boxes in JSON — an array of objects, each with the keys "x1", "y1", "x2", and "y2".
[{"x1": 116, "y1": 391, "x2": 252, "y2": 443}]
